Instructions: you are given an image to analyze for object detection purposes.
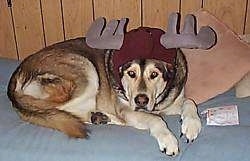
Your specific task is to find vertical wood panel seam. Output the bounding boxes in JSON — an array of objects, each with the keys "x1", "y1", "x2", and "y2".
[
  {"x1": 9, "y1": 5, "x2": 19, "y2": 60},
  {"x1": 140, "y1": 0, "x2": 143, "y2": 26},
  {"x1": 60, "y1": 0, "x2": 66, "y2": 41},
  {"x1": 92, "y1": 0, "x2": 95, "y2": 21},
  {"x1": 39, "y1": 0, "x2": 47, "y2": 47},
  {"x1": 201, "y1": 0, "x2": 204, "y2": 8},
  {"x1": 179, "y1": 0, "x2": 182, "y2": 13},
  {"x1": 243, "y1": 0, "x2": 249, "y2": 34}
]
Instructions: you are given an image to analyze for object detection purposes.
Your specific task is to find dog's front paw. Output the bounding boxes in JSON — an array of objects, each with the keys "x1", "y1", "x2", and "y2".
[
  {"x1": 181, "y1": 117, "x2": 201, "y2": 142},
  {"x1": 157, "y1": 132, "x2": 179, "y2": 156},
  {"x1": 91, "y1": 112, "x2": 111, "y2": 124}
]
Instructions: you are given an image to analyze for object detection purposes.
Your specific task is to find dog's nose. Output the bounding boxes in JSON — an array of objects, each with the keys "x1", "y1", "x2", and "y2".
[{"x1": 134, "y1": 94, "x2": 149, "y2": 107}]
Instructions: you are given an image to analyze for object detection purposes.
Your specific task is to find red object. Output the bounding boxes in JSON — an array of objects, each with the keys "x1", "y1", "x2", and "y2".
[{"x1": 112, "y1": 27, "x2": 177, "y2": 81}]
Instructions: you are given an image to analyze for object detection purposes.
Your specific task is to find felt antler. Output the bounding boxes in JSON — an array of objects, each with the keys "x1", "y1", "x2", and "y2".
[
  {"x1": 86, "y1": 17, "x2": 127, "y2": 49},
  {"x1": 160, "y1": 13, "x2": 216, "y2": 49}
]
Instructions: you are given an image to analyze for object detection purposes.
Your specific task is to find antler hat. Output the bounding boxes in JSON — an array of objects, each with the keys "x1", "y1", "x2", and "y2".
[
  {"x1": 85, "y1": 13, "x2": 216, "y2": 95},
  {"x1": 112, "y1": 27, "x2": 177, "y2": 83}
]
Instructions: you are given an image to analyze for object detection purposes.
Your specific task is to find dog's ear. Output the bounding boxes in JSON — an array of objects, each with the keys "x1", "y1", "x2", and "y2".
[{"x1": 155, "y1": 62, "x2": 175, "y2": 81}]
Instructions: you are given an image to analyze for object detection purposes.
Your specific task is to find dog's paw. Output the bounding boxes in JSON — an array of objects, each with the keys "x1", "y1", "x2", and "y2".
[
  {"x1": 91, "y1": 112, "x2": 111, "y2": 124},
  {"x1": 157, "y1": 132, "x2": 179, "y2": 156},
  {"x1": 181, "y1": 117, "x2": 201, "y2": 142}
]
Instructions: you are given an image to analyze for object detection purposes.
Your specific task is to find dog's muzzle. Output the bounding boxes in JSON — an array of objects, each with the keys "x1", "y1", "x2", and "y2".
[{"x1": 134, "y1": 94, "x2": 149, "y2": 111}]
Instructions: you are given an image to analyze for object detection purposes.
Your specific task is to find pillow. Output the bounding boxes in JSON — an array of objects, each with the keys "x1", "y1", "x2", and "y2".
[{"x1": 183, "y1": 9, "x2": 250, "y2": 104}]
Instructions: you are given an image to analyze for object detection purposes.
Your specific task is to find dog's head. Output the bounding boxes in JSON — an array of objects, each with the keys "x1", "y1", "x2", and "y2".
[{"x1": 119, "y1": 59, "x2": 175, "y2": 112}]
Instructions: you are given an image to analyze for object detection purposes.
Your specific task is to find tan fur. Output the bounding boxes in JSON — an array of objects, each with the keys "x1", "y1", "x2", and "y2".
[
  {"x1": 8, "y1": 38, "x2": 201, "y2": 156},
  {"x1": 121, "y1": 60, "x2": 171, "y2": 112}
]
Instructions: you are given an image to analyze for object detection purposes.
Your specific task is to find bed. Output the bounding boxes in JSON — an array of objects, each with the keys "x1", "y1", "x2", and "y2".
[{"x1": 1, "y1": 57, "x2": 250, "y2": 161}]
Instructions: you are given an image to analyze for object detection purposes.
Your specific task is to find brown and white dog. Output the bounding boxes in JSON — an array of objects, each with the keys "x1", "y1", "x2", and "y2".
[
  {"x1": 7, "y1": 16, "x2": 208, "y2": 156},
  {"x1": 7, "y1": 37, "x2": 201, "y2": 156}
]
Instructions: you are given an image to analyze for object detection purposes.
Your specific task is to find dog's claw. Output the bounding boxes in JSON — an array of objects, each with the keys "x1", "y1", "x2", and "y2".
[
  {"x1": 161, "y1": 148, "x2": 178, "y2": 157},
  {"x1": 170, "y1": 152, "x2": 175, "y2": 156},
  {"x1": 161, "y1": 148, "x2": 167, "y2": 153},
  {"x1": 179, "y1": 118, "x2": 183, "y2": 123},
  {"x1": 186, "y1": 139, "x2": 195, "y2": 143},
  {"x1": 161, "y1": 148, "x2": 175, "y2": 156},
  {"x1": 180, "y1": 132, "x2": 183, "y2": 138},
  {"x1": 168, "y1": 152, "x2": 176, "y2": 157}
]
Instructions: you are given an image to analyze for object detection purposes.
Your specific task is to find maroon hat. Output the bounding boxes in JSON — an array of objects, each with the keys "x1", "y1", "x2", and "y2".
[{"x1": 112, "y1": 27, "x2": 177, "y2": 82}]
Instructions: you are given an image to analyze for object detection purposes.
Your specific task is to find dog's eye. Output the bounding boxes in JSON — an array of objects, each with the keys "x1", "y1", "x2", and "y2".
[
  {"x1": 127, "y1": 71, "x2": 136, "y2": 78},
  {"x1": 150, "y1": 72, "x2": 158, "y2": 79},
  {"x1": 41, "y1": 78, "x2": 61, "y2": 85}
]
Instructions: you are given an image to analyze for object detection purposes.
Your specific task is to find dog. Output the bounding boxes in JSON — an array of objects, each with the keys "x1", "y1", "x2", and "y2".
[{"x1": 7, "y1": 37, "x2": 201, "y2": 156}]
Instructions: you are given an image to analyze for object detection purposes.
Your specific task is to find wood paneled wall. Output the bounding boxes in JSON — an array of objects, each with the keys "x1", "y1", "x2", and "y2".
[{"x1": 0, "y1": 0, "x2": 249, "y2": 60}]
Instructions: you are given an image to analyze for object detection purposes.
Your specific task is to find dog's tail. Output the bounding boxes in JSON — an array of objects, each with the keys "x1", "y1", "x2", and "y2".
[
  {"x1": 8, "y1": 79, "x2": 87, "y2": 138},
  {"x1": 7, "y1": 52, "x2": 90, "y2": 138}
]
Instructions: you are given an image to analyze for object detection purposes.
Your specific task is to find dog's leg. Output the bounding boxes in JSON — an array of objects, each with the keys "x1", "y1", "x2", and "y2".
[
  {"x1": 121, "y1": 110, "x2": 179, "y2": 156},
  {"x1": 180, "y1": 99, "x2": 201, "y2": 142}
]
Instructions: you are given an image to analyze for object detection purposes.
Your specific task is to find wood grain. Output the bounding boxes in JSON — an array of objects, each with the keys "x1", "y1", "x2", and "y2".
[
  {"x1": 12, "y1": 0, "x2": 45, "y2": 59},
  {"x1": 2, "y1": 0, "x2": 250, "y2": 59},
  {"x1": 203, "y1": 0, "x2": 247, "y2": 34},
  {"x1": 181, "y1": 0, "x2": 202, "y2": 16},
  {"x1": 62, "y1": 0, "x2": 93, "y2": 39},
  {"x1": 94, "y1": 0, "x2": 141, "y2": 30},
  {"x1": 0, "y1": 1, "x2": 18, "y2": 59},
  {"x1": 142, "y1": 0, "x2": 179, "y2": 30},
  {"x1": 41, "y1": 0, "x2": 64, "y2": 46},
  {"x1": 245, "y1": 0, "x2": 250, "y2": 34}
]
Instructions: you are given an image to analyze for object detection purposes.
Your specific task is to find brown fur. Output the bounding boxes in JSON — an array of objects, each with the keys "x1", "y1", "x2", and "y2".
[{"x1": 7, "y1": 38, "x2": 102, "y2": 138}]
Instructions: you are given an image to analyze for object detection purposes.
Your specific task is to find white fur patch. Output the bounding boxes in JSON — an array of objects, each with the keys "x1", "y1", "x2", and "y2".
[
  {"x1": 16, "y1": 79, "x2": 49, "y2": 99},
  {"x1": 58, "y1": 60, "x2": 99, "y2": 120}
]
